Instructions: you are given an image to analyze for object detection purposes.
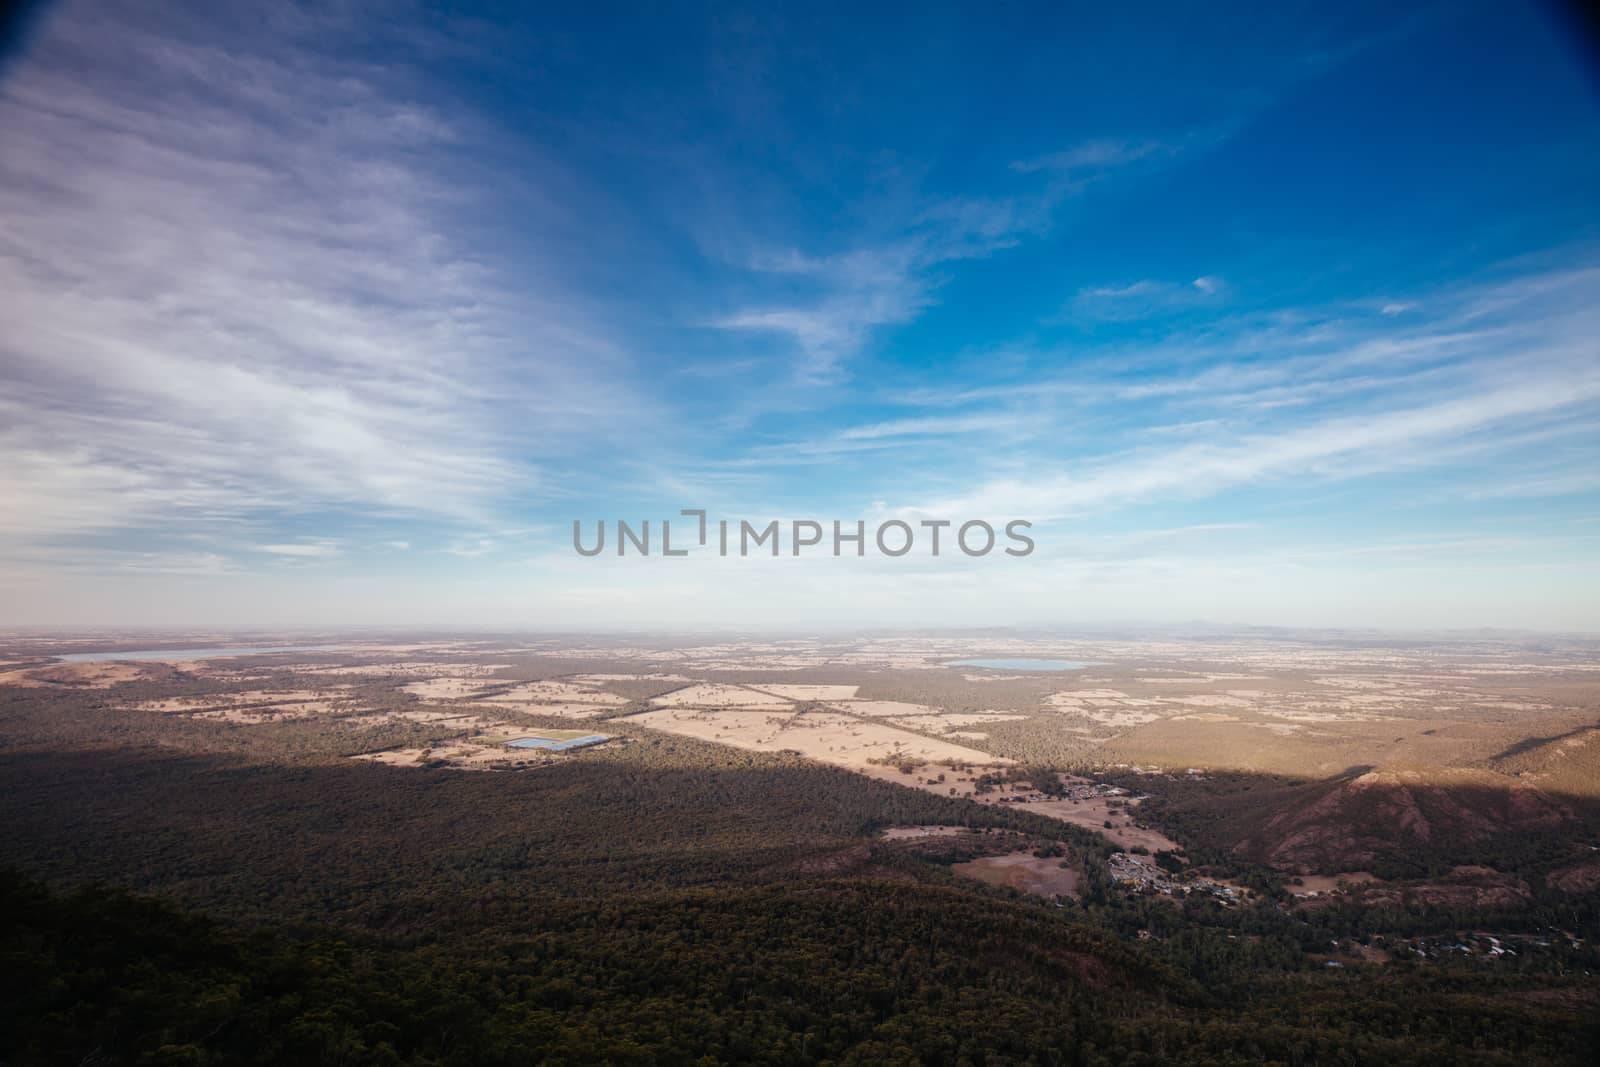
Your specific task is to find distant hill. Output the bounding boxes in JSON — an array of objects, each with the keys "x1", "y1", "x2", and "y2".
[
  {"x1": 1151, "y1": 767, "x2": 1592, "y2": 878},
  {"x1": 1489, "y1": 727, "x2": 1600, "y2": 798}
]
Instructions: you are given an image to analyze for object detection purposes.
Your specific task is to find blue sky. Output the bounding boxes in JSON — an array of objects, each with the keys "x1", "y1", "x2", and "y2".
[{"x1": 0, "y1": 0, "x2": 1597, "y2": 629}]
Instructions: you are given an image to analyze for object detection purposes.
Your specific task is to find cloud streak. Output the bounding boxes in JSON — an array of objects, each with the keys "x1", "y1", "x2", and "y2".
[
  {"x1": 712, "y1": 133, "x2": 1197, "y2": 383},
  {"x1": 0, "y1": 1, "x2": 636, "y2": 547},
  {"x1": 915, "y1": 363, "x2": 1600, "y2": 521}
]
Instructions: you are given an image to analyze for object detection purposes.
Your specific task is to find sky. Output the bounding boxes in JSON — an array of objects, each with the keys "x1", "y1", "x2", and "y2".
[{"x1": 0, "y1": 0, "x2": 1597, "y2": 631}]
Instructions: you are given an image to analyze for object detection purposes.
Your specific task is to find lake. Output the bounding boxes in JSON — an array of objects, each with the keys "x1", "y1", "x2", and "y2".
[
  {"x1": 943, "y1": 658, "x2": 1098, "y2": 671},
  {"x1": 57, "y1": 645, "x2": 343, "y2": 663}
]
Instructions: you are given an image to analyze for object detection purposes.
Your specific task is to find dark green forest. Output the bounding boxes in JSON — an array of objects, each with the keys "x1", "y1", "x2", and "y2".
[{"x1": 9, "y1": 867, "x2": 1598, "y2": 1066}]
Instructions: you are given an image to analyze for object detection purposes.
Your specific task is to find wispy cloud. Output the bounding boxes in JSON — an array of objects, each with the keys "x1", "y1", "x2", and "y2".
[
  {"x1": 254, "y1": 542, "x2": 343, "y2": 559},
  {"x1": 0, "y1": 2, "x2": 638, "y2": 550},
  {"x1": 1069, "y1": 275, "x2": 1229, "y2": 320},
  {"x1": 1462, "y1": 470, "x2": 1600, "y2": 501},
  {"x1": 916, "y1": 364, "x2": 1600, "y2": 520},
  {"x1": 1009, "y1": 138, "x2": 1167, "y2": 176},
  {"x1": 713, "y1": 134, "x2": 1198, "y2": 383},
  {"x1": 836, "y1": 413, "x2": 1027, "y2": 442},
  {"x1": 443, "y1": 537, "x2": 498, "y2": 558}
]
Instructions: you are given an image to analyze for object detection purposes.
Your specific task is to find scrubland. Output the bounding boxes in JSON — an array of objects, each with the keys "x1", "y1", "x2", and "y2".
[{"x1": 1, "y1": 629, "x2": 1596, "y2": 1064}]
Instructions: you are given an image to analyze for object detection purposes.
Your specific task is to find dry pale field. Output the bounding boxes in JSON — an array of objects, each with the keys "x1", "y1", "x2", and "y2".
[
  {"x1": 747, "y1": 684, "x2": 861, "y2": 700},
  {"x1": 878, "y1": 825, "x2": 976, "y2": 840},
  {"x1": 391, "y1": 709, "x2": 482, "y2": 723},
  {"x1": 1294, "y1": 872, "x2": 1383, "y2": 895},
  {"x1": 825, "y1": 699, "x2": 942, "y2": 718},
  {"x1": 1008, "y1": 795, "x2": 1179, "y2": 853},
  {"x1": 481, "y1": 681, "x2": 627, "y2": 705},
  {"x1": 625, "y1": 705, "x2": 1006, "y2": 771},
  {"x1": 190, "y1": 705, "x2": 340, "y2": 724},
  {"x1": 123, "y1": 690, "x2": 340, "y2": 713},
  {"x1": 884, "y1": 712, "x2": 1027, "y2": 732},
  {"x1": 0, "y1": 661, "x2": 176, "y2": 688},
  {"x1": 485, "y1": 702, "x2": 615, "y2": 719},
  {"x1": 390, "y1": 710, "x2": 505, "y2": 731},
  {"x1": 953, "y1": 852, "x2": 1081, "y2": 898},
  {"x1": 649, "y1": 683, "x2": 794, "y2": 708},
  {"x1": 401, "y1": 678, "x2": 493, "y2": 700}
]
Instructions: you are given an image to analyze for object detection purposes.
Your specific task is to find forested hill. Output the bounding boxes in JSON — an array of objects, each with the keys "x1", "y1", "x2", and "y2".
[{"x1": 6, "y1": 868, "x2": 1598, "y2": 1066}]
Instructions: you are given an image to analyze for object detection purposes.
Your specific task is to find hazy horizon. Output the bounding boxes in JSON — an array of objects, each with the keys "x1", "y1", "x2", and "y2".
[{"x1": 7, "y1": 620, "x2": 1600, "y2": 644}]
